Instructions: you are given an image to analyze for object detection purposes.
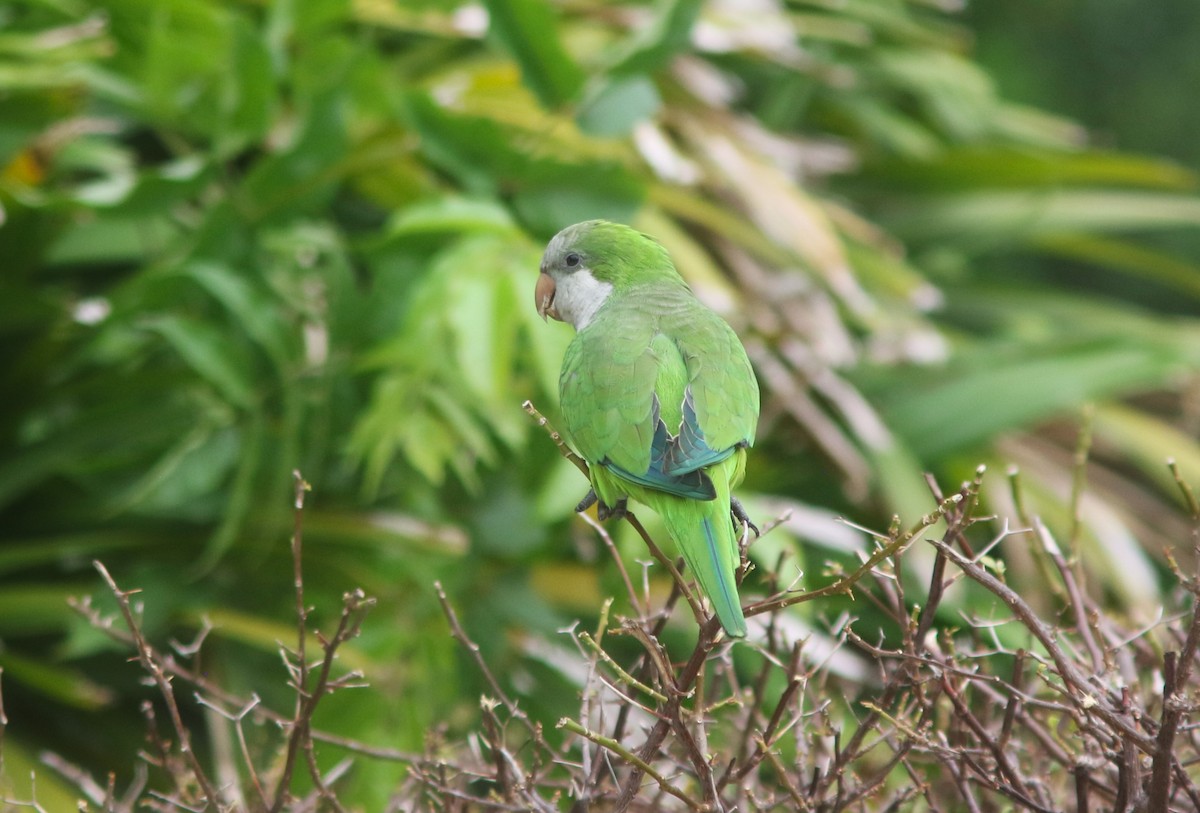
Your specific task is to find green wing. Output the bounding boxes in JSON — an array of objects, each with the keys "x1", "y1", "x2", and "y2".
[
  {"x1": 559, "y1": 289, "x2": 758, "y2": 501},
  {"x1": 670, "y1": 305, "x2": 760, "y2": 457},
  {"x1": 559, "y1": 308, "x2": 658, "y2": 468}
]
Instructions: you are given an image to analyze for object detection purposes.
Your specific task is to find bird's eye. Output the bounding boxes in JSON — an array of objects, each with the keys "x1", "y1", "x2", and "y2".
[{"x1": 565, "y1": 253, "x2": 581, "y2": 268}]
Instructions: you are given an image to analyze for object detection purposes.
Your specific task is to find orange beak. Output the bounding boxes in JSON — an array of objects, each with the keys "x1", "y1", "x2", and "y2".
[{"x1": 535, "y1": 272, "x2": 560, "y2": 321}]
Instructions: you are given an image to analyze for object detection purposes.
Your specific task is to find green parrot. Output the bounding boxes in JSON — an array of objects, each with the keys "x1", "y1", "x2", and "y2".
[{"x1": 535, "y1": 220, "x2": 760, "y2": 638}]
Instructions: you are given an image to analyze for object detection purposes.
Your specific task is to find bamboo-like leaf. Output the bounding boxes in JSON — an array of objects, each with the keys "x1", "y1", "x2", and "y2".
[
  {"x1": 577, "y1": 74, "x2": 661, "y2": 137},
  {"x1": 607, "y1": 0, "x2": 703, "y2": 77},
  {"x1": 0, "y1": 649, "x2": 115, "y2": 709},
  {"x1": 876, "y1": 339, "x2": 1192, "y2": 458},
  {"x1": 483, "y1": 0, "x2": 585, "y2": 108},
  {"x1": 198, "y1": 414, "x2": 265, "y2": 566},
  {"x1": 511, "y1": 158, "x2": 645, "y2": 235},
  {"x1": 142, "y1": 315, "x2": 257, "y2": 409},
  {"x1": 868, "y1": 146, "x2": 1196, "y2": 192},
  {"x1": 0, "y1": 584, "x2": 90, "y2": 635},
  {"x1": 178, "y1": 262, "x2": 294, "y2": 365},
  {"x1": 400, "y1": 89, "x2": 526, "y2": 193},
  {"x1": 872, "y1": 48, "x2": 998, "y2": 142},
  {"x1": 1093, "y1": 404, "x2": 1200, "y2": 503},
  {"x1": 384, "y1": 196, "x2": 516, "y2": 238},
  {"x1": 1036, "y1": 233, "x2": 1200, "y2": 301},
  {"x1": 885, "y1": 190, "x2": 1200, "y2": 244},
  {"x1": 0, "y1": 532, "x2": 149, "y2": 577}
]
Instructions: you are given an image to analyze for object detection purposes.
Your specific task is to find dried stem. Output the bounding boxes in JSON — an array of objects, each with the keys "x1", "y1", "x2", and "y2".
[
  {"x1": 94, "y1": 560, "x2": 221, "y2": 808},
  {"x1": 557, "y1": 718, "x2": 703, "y2": 811}
]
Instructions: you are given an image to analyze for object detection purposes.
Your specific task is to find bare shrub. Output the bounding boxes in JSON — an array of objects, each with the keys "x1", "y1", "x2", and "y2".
[{"x1": 9, "y1": 446, "x2": 1200, "y2": 812}]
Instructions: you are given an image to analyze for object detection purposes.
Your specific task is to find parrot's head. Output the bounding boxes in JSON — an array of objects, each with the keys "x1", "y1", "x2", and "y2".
[{"x1": 536, "y1": 220, "x2": 675, "y2": 331}]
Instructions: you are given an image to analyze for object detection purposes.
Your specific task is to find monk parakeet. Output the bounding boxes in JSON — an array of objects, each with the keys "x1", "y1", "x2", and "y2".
[{"x1": 535, "y1": 220, "x2": 760, "y2": 637}]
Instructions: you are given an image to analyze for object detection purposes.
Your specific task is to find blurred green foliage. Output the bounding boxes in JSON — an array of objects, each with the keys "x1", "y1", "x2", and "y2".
[{"x1": 1, "y1": 0, "x2": 1198, "y2": 806}]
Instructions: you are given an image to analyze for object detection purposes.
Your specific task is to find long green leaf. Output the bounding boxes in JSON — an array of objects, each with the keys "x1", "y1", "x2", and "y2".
[
  {"x1": 885, "y1": 190, "x2": 1200, "y2": 244},
  {"x1": 877, "y1": 340, "x2": 1193, "y2": 458},
  {"x1": 483, "y1": 0, "x2": 585, "y2": 107}
]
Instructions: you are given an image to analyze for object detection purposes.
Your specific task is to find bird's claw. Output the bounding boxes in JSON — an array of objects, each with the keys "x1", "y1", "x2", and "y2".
[
  {"x1": 576, "y1": 489, "x2": 598, "y2": 514},
  {"x1": 731, "y1": 496, "x2": 759, "y2": 537},
  {"x1": 576, "y1": 489, "x2": 628, "y2": 522},
  {"x1": 598, "y1": 497, "x2": 628, "y2": 522}
]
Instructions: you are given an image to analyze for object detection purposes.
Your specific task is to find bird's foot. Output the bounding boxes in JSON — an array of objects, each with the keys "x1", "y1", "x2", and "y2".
[
  {"x1": 576, "y1": 489, "x2": 628, "y2": 522},
  {"x1": 576, "y1": 489, "x2": 598, "y2": 513},
  {"x1": 731, "y1": 497, "x2": 759, "y2": 537},
  {"x1": 598, "y1": 497, "x2": 628, "y2": 522}
]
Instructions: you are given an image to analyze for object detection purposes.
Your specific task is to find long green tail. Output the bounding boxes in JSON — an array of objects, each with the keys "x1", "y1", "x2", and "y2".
[
  {"x1": 659, "y1": 458, "x2": 747, "y2": 637},
  {"x1": 697, "y1": 515, "x2": 747, "y2": 637}
]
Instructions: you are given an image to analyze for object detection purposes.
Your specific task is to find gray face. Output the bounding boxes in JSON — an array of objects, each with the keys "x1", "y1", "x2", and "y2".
[{"x1": 536, "y1": 231, "x2": 612, "y2": 331}]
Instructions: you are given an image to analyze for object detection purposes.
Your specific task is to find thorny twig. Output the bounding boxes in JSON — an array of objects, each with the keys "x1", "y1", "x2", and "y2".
[
  {"x1": 70, "y1": 594, "x2": 422, "y2": 763},
  {"x1": 24, "y1": 413, "x2": 1200, "y2": 813},
  {"x1": 509, "y1": 404, "x2": 1200, "y2": 810},
  {"x1": 94, "y1": 560, "x2": 222, "y2": 808},
  {"x1": 41, "y1": 473, "x2": 383, "y2": 813},
  {"x1": 421, "y1": 410, "x2": 1200, "y2": 812}
]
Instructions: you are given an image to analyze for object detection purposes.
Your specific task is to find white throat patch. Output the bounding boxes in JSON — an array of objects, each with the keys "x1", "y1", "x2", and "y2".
[{"x1": 554, "y1": 268, "x2": 613, "y2": 331}]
